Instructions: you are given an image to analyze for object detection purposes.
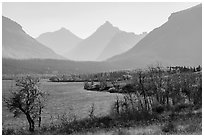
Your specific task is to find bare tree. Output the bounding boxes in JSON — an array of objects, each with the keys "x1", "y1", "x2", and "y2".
[{"x1": 3, "y1": 76, "x2": 48, "y2": 132}]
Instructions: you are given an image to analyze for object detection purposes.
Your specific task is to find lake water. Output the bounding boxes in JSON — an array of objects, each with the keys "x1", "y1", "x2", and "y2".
[{"x1": 2, "y1": 79, "x2": 121, "y2": 129}]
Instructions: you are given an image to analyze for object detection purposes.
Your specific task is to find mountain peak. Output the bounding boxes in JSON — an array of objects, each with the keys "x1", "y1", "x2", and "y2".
[
  {"x1": 36, "y1": 26, "x2": 82, "y2": 56},
  {"x1": 60, "y1": 27, "x2": 66, "y2": 30},
  {"x1": 104, "y1": 21, "x2": 112, "y2": 25},
  {"x1": 59, "y1": 27, "x2": 69, "y2": 32},
  {"x1": 102, "y1": 21, "x2": 115, "y2": 28},
  {"x1": 98, "y1": 21, "x2": 119, "y2": 32}
]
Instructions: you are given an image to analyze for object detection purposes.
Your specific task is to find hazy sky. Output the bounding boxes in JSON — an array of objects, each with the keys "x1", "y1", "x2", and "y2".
[{"x1": 3, "y1": 2, "x2": 199, "y2": 39}]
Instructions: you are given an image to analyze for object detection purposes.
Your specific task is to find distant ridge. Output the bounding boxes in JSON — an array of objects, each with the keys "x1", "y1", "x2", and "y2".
[
  {"x1": 2, "y1": 4, "x2": 201, "y2": 75},
  {"x1": 65, "y1": 21, "x2": 120, "y2": 61},
  {"x1": 2, "y1": 16, "x2": 64, "y2": 60},
  {"x1": 37, "y1": 27, "x2": 82, "y2": 57},
  {"x1": 65, "y1": 21, "x2": 147, "y2": 61}
]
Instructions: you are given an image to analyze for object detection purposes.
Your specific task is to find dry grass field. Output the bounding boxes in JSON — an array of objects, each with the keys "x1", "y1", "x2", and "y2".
[
  {"x1": 2, "y1": 79, "x2": 121, "y2": 129},
  {"x1": 2, "y1": 78, "x2": 202, "y2": 135}
]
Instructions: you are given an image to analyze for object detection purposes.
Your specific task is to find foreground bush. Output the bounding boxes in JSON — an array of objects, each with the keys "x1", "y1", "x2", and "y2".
[{"x1": 3, "y1": 76, "x2": 48, "y2": 132}]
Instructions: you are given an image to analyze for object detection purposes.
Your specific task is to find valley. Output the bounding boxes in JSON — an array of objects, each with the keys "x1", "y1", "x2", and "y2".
[{"x1": 2, "y1": 3, "x2": 202, "y2": 135}]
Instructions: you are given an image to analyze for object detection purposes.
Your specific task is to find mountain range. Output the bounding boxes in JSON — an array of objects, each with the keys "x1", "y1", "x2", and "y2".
[
  {"x1": 2, "y1": 4, "x2": 202, "y2": 74},
  {"x1": 2, "y1": 16, "x2": 64, "y2": 60},
  {"x1": 64, "y1": 21, "x2": 147, "y2": 61}
]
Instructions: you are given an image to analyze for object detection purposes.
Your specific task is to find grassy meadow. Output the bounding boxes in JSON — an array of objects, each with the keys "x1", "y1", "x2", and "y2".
[
  {"x1": 2, "y1": 68, "x2": 202, "y2": 135},
  {"x1": 2, "y1": 79, "x2": 121, "y2": 129}
]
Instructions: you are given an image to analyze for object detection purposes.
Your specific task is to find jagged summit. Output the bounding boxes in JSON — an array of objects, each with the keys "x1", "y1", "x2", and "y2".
[
  {"x1": 104, "y1": 21, "x2": 113, "y2": 26},
  {"x1": 97, "y1": 21, "x2": 119, "y2": 31},
  {"x1": 59, "y1": 27, "x2": 68, "y2": 31}
]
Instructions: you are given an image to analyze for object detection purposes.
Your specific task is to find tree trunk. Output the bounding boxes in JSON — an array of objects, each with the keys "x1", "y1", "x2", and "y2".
[
  {"x1": 38, "y1": 107, "x2": 42, "y2": 127},
  {"x1": 143, "y1": 93, "x2": 148, "y2": 111},
  {"x1": 116, "y1": 98, "x2": 120, "y2": 114},
  {"x1": 38, "y1": 117, "x2": 41, "y2": 128},
  {"x1": 166, "y1": 95, "x2": 169, "y2": 106},
  {"x1": 26, "y1": 113, "x2": 35, "y2": 132}
]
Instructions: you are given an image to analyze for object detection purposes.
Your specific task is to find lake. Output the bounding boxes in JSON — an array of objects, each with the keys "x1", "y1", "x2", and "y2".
[{"x1": 2, "y1": 79, "x2": 121, "y2": 129}]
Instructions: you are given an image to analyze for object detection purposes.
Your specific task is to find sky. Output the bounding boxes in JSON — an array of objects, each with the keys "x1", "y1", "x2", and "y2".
[{"x1": 2, "y1": 2, "x2": 200, "y2": 39}]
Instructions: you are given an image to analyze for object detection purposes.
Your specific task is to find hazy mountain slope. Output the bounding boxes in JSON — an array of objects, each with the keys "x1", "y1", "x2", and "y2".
[
  {"x1": 36, "y1": 28, "x2": 82, "y2": 56},
  {"x1": 65, "y1": 21, "x2": 120, "y2": 61},
  {"x1": 108, "y1": 4, "x2": 202, "y2": 68},
  {"x1": 97, "y1": 32, "x2": 147, "y2": 61},
  {"x1": 2, "y1": 16, "x2": 64, "y2": 59}
]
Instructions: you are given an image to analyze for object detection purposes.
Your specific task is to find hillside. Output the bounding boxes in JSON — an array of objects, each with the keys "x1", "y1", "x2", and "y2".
[
  {"x1": 97, "y1": 32, "x2": 147, "y2": 61},
  {"x1": 2, "y1": 16, "x2": 64, "y2": 59},
  {"x1": 36, "y1": 27, "x2": 82, "y2": 57},
  {"x1": 108, "y1": 4, "x2": 202, "y2": 69}
]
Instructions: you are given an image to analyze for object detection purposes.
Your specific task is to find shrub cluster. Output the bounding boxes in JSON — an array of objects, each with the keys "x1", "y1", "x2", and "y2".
[{"x1": 111, "y1": 66, "x2": 202, "y2": 119}]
